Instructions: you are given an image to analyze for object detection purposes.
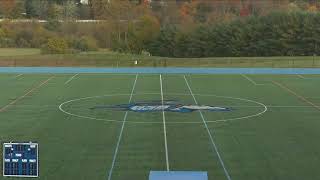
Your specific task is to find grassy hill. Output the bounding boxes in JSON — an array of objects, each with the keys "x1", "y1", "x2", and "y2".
[{"x1": 0, "y1": 48, "x2": 319, "y2": 68}]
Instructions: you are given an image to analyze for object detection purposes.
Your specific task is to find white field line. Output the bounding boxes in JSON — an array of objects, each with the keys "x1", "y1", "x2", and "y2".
[
  {"x1": 183, "y1": 75, "x2": 232, "y2": 180},
  {"x1": 241, "y1": 74, "x2": 270, "y2": 86},
  {"x1": 14, "y1": 74, "x2": 23, "y2": 78},
  {"x1": 296, "y1": 74, "x2": 306, "y2": 79},
  {"x1": 295, "y1": 74, "x2": 320, "y2": 80},
  {"x1": 160, "y1": 74, "x2": 170, "y2": 171},
  {"x1": 272, "y1": 80, "x2": 320, "y2": 111},
  {"x1": 0, "y1": 76, "x2": 54, "y2": 112},
  {"x1": 12, "y1": 104, "x2": 318, "y2": 108},
  {"x1": 107, "y1": 74, "x2": 138, "y2": 180},
  {"x1": 64, "y1": 74, "x2": 79, "y2": 85}
]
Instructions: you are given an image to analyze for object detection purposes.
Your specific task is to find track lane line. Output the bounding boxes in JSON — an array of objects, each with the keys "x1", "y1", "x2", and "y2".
[
  {"x1": 272, "y1": 80, "x2": 320, "y2": 111},
  {"x1": 107, "y1": 74, "x2": 138, "y2": 180},
  {"x1": 0, "y1": 76, "x2": 54, "y2": 113},
  {"x1": 184, "y1": 75, "x2": 232, "y2": 180}
]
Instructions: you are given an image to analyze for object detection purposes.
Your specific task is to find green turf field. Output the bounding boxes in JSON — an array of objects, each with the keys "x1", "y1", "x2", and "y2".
[{"x1": 0, "y1": 73, "x2": 320, "y2": 180}]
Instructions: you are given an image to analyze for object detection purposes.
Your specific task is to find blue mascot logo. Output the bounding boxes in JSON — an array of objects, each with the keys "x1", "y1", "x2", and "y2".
[{"x1": 90, "y1": 100, "x2": 232, "y2": 113}]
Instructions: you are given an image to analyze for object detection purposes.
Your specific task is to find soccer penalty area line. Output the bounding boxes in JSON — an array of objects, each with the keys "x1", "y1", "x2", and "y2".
[
  {"x1": 107, "y1": 74, "x2": 138, "y2": 180},
  {"x1": 183, "y1": 75, "x2": 232, "y2": 180}
]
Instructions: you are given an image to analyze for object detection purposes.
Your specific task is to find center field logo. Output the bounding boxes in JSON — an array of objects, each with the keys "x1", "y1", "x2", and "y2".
[{"x1": 90, "y1": 100, "x2": 232, "y2": 113}]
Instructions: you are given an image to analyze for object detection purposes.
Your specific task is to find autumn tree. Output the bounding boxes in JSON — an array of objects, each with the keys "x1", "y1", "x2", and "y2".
[{"x1": 0, "y1": 0, "x2": 17, "y2": 18}]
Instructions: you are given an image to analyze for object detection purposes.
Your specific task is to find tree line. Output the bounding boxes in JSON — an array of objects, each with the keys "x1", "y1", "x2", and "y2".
[
  {"x1": 0, "y1": 0, "x2": 320, "y2": 56},
  {"x1": 147, "y1": 11, "x2": 320, "y2": 57}
]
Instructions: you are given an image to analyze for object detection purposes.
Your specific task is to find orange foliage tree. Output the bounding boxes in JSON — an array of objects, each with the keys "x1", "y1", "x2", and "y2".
[{"x1": 0, "y1": 0, "x2": 16, "y2": 18}]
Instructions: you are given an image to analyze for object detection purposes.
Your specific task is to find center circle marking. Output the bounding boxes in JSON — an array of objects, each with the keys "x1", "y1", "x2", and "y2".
[{"x1": 58, "y1": 93, "x2": 268, "y2": 124}]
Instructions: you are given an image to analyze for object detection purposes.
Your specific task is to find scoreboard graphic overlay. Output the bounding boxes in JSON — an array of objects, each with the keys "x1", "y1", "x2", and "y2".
[{"x1": 2, "y1": 142, "x2": 39, "y2": 177}]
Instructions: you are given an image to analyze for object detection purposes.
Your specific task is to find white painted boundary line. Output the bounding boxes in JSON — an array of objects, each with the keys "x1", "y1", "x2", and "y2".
[
  {"x1": 160, "y1": 74, "x2": 170, "y2": 171},
  {"x1": 64, "y1": 74, "x2": 79, "y2": 85},
  {"x1": 0, "y1": 76, "x2": 54, "y2": 112},
  {"x1": 184, "y1": 75, "x2": 232, "y2": 180},
  {"x1": 295, "y1": 74, "x2": 320, "y2": 80},
  {"x1": 296, "y1": 74, "x2": 305, "y2": 79},
  {"x1": 14, "y1": 74, "x2": 23, "y2": 78},
  {"x1": 107, "y1": 74, "x2": 138, "y2": 180},
  {"x1": 272, "y1": 80, "x2": 320, "y2": 111},
  {"x1": 241, "y1": 74, "x2": 270, "y2": 86}
]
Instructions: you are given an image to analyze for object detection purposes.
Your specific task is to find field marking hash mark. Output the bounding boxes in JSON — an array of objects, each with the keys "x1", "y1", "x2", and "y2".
[
  {"x1": 0, "y1": 76, "x2": 54, "y2": 112},
  {"x1": 160, "y1": 74, "x2": 170, "y2": 171},
  {"x1": 184, "y1": 75, "x2": 232, "y2": 180},
  {"x1": 65, "y1": 74, "x2": 79, "y2": 85},
  {"x1": 107, "y1": 74, "x2": 138, "y2": 180},
  {"x1": 272, "y1": 80, "x2": 320, "y2": 111}
]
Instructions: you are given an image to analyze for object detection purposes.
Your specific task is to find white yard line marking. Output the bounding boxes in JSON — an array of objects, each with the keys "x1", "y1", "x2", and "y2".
[
  {"x1": 160, "y1": 74, "x2": 170, "y2": 171},
  {"x1": 241, "y1": 74, "x2": 270, "y2": 86},
  {"x1": 184, "y1": 75, "x2": 232, "y2": 180},
  {"x1": 272, "y1": 80, "x2": 320, "y2": 111},
  {"x1": 107, "y1": 74, "x2": 138, "y2": 180},
  {"x1": 14, "y1": 74, "x2": 23, "y2": 78},
  {"x1": 64, "y1": 74, "x2": 79, "y2": 85},
  {"x1": 0, "y1": 76, "x2": 54, "y2": 112}
]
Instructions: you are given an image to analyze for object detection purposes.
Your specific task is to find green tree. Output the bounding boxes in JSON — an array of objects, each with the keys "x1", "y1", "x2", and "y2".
[
  {"x1": 63, "y1": 0, "x2": 79, "y2": 20},
  {"x1": 127, "y1": 15, "x2": 160, "y2": 53}
]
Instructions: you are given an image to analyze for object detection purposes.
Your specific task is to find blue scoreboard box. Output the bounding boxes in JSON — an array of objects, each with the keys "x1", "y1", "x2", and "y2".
[{"x1": 2, "y1": 142, "x2": 39, "y2": 177}]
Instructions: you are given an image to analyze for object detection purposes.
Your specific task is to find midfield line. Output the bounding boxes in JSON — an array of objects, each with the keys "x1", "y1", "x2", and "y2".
[
  {"x1": 183, "y1": 75, "x2": 232, "y2": 180},
  {"x1": 160, "y1": 74, "x2": 170, "y2": 171},
  {"x1": 107, "y1": 74, "x2": 138, "y2": 180}
]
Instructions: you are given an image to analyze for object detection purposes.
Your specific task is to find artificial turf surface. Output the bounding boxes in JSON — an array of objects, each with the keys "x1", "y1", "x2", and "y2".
[{"x1": 0, "y1": 73, "x2": 320, "y2": 180}]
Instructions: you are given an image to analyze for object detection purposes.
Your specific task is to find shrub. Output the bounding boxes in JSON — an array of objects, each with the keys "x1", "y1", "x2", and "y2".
[
  {"x1": 41, "y1": 37, "x2": 68, "y2": 54},
  {"x1": 71, "y1": 36, "x2": 98, "y2": 52}
]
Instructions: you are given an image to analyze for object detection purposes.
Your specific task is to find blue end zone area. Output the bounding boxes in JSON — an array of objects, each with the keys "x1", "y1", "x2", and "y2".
[
  {"x1": 0, "y1": 67, "x2": 320, "y2": 74},
  {"x1": 149, "y1": 171, "x2": 208, "y2": 180}
]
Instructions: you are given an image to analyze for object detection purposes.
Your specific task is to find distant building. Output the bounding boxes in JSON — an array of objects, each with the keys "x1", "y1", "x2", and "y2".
[{"x1": 80, "y1": 0, "x2": 89, "y2": 4}]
